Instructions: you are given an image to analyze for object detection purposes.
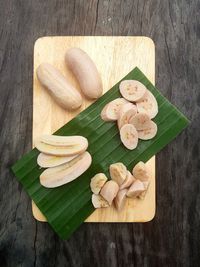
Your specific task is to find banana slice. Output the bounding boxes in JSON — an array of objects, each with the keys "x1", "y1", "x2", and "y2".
[
  {"x1": 37, "y1": 153, "x2": 78, "y2": 168},
  {"x1": 90, "y1": 173, "x2": 108, "y2": 194},
  {"x1": 132, "y1": 161, "x2": 150, "y2": 181},
  {"x1": 100, "y1": 180, "x2": 119, "y2": 205},
  {"x1": 118, "y1": 103, "x2": 137, "y2": 129},
  {"x1": 120, "y1": 171, "x2": 135, "y2": 190},
  {"x1": 109, "y1": 162, "x2": 127, "y2": 186},
  {"x1": 40, "y1": 151, "x2": 92, "y2": 188},
  {"x1": 130, "y1": 112, "x2": 151, "y2": 130},
  {"x1": 119, "y1": 80, "x2": 146, "y2": 102},
  {"x1": 136, "y1": 90, "x2": 158, "y2": 119},
  {"x1": 39, "y1": 135, "x2": 87, "y2": 147},
  {"x1": 101, "y1": 98, "x2": 128, "y2": 121},
  {"x1": 35, "y1": 135, "x2": 88, "y2": 156},
  {"x1": 138, "y1": 181, "x2": 150, "y2": 200},
  {"x1": 92, "y1": 194, "x2": 109, "y2": 208},
  {"x1": 138, "y1": 121, "x2": 157, "y2": 140},
  {"x1": 120, "y1": 124, "x2": 138, "y2": 150},
  {"x1": 126, "y1": 179, "x2": 145, "y2": 198},
  {"x1": 114, "y1": 189, "x2": 127, "y2": 211}
]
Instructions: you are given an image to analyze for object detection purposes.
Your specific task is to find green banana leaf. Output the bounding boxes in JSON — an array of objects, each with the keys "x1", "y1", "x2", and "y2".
[{"x1": 12, "y1": 67, "x2": 189, "y2": 239}]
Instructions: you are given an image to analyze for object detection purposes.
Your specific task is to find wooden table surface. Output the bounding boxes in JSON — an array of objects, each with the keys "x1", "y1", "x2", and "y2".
[{"x1": 0, "y1": 1, "x2": 199, "y2": 266}]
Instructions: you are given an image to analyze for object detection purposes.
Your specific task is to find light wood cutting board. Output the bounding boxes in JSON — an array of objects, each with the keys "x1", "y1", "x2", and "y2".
[{"x1": 32, "y1": 36, "x2": 155, "y2": 223}]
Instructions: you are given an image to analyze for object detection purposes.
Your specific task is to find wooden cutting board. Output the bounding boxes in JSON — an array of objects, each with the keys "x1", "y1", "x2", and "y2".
[{"x1": 32, "y1": 36, "x2": 155, "y2": 223}]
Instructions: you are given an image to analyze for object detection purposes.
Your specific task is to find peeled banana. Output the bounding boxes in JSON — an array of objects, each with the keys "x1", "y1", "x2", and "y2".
[
  {"x1": 100, "y1": 180, "x2": 119, "y2": 205},
  {"x1": 136, "y1": 90, "x2": 158, "y2": 119},
  {"x1": 40, "y1": 151, "x2": 92, "y2": 188},
  {"x1": 101, "y1": 98, "x2": 128, "y2": 121}
]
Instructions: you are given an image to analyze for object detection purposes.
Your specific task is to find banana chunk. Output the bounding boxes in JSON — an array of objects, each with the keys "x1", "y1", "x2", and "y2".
[
  {"x1": 136, "y1": 90, "x2": 158, "y2": 119},
  {"x1": 37, "y1": 153, "x2": 78, "y2": 168},
  {"x1": 120, "y1": 124, "x2": 138, "y2": 150},
  {"x1": 101, "y1": 98, "x2": 128, "y2": 121},
  {"x1": 114, "y1": 189, "x2": 127, "y2": 211},
  {"x1": 118, "y1": 103, "x2": 137, "y2": 129},
  {"x1": 100, "y1": 180, "x2": 119, "y2": 205},
  {"x1": 119, "y1": 80, "x2": 146, "y2": 102},
  {"x1": 130, "y1": 112, "x2": 151, "y2": 130},
  {"x1": 40, "y1": 151, "x2": 92, "y2": 188},
  {"x1": 132, "y1": 161, "x2": 150, "y2": 181},
  {"x1": 90, "y1": 173, "x2": 108, "y2": 194},
  {"x1": 109, "y1": 162, "x2": 127, "y2": 186},
  {"x1": 120, "y1": 171, "x2": 135, "y2": 190},
  {"x1": 138, "y1": 121, "x2": 157, "y2": 140},
  {"x1": 35, "y1": 135, "x2": 88, "y2": 156},
  {"x1": 126, "y1": 179, "x2": 145, "y2": 198},
  {"x1": 92, "y1": 194, "x2": 109, "y2": 208},
  {"x1": 138, "y1": 181, "x2": 150, "y2": 199}
]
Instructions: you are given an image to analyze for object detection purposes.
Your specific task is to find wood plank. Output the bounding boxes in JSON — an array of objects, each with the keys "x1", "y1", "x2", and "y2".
[{"x1": 32, "y1": 36, "x2": 155, "y2": 222}]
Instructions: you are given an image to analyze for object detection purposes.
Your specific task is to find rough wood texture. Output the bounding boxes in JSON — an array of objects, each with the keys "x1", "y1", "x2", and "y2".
[
  {"x1": 32, "y1": 36, "x2": 155, "y2": 223},
  {"x1": 0, "y1": 0, "x2": 199, "y2": 266}
]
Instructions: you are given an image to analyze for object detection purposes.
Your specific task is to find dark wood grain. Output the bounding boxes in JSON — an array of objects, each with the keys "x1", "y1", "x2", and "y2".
[{"x1": 0, "y1": 0, "x2": 199, "y2": 266}]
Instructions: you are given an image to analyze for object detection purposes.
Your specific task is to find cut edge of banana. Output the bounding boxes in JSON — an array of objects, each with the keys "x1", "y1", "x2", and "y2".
[
  {"x1": 90, "y1": 161, "x2": 151, "y2": 211},
  {"x1": 101, "y1": 79, "x2": 158, "y2": 150}
]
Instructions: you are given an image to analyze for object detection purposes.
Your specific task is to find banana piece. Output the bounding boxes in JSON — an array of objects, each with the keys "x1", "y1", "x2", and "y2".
[
  {"x1": 109, "y1": 162, "x2": 127, "y2": 186},
  {"x1": 36, "y1": 63, "x2": 82, "y2": 110},
  {"x1": 138, "y1": 121, "x2": 158, "y2": 140},
  {"x1": 101, "y1": 98, "x2": 128, "y2": 121},
  {"x1": 100, "y1": 180, "x2": 119, "y2": 205},
  {"x1": 39, "y1": 135, "x2": 87, "y2": 147},
  {"x1": 37, "y1": 153, "x2": 78, "y2": 168},
  {"x1": 90, "y1": 173, "x2": 108, "y2": 194},
  {"x1": 130, "y1": 112, "x2": 151, "y2": 130},
  {"x1": 118, "y1": 103, "x2": 137, "y2": 129},
  {"x1": 138, "y1": 181, "x2": 150, "y2": 200},
  {"x1": 120, "y1": 124, "x2": 138, "y2": 150},
  {"x1": 114, "y1": 189, "x2": 127, "y2": 211},
  {"x1": 132, "y1": 161, "x2": 150, "y2": 181},
  {"x1": 126, "y1": 179, "x2": 145, "y2": 198},
  {"x1": 136, "y1": 90, "x2": 158, "y2": 119},
  {"x1": 120, "y1": 171, "x2": 135, "y2": 190},
  {"x1": 40, "y1": 151, "x2": 92, "y2": 188},
  {"x1": 92, "y1": 194, "x2": 109, "y2": 208},
  {"x1": 119, "y1": 80, "x2": 146, "y2": 102},
  {"x1": 35, "y1": 135, "x2": 88, "y2": 156}
]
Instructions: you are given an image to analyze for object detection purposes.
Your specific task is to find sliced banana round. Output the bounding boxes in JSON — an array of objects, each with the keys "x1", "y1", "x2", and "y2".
[
  {"x1": 40, "y1": 151, "x2": 92, "y2": 188},
  {"x1": 136, "y1": 90, "x2": 158, "y2": 119},
  {"x1": 92, "y1": 194, "x2": 109, "y2": 208},
  {"x1": 100, "y1": 180, "x2": 119, "y2": 205},
  {"x1": 100, "y1": 98, "x2": 128, "y2": 121},
  {"x1": 37, "y1": 153, "x2": 78, "y2": 168},
  {"x1": 114, "y1": 189, "x2": 127, "y2": 211},
  {"x1": 120, "y1": 124, "x2": 138, "y2": 150},
  {"x1": 138, "y1": 121, "x2": 157, "y2": 140},
  {"x1": 109, "y1": 162, "x2": 127, "y2": 186},
  {"x1": 120, "y1": 171, "x2": 135, "y2": 190},
  {"x1": 90, "y1": 173, "x2": 108, "y2": 194},
  {"x1": 126, "y1": 179, "x2": 145, "y2": 198},
  {"x1": 119, "y1": 80, "x2": 146, "y2": 102},
  {"x1": 130, "y1": 112, "x2": 151, "y2": 130},
  {"x1": 35, "y1": 135, "x2": 88, "y2": 156},
  {"x1": 118, "y1": 103, "x2": 137, "y2": 129},
  {"x1": 132, "y1": 161, "x2": 150, "y2": 181}
]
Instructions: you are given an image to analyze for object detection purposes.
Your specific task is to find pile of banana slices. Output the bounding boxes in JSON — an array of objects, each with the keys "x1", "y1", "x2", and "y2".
[
  {"x1": 35, "y1": 135, "x2": 92, "y2": 188},
  {"x1": 91, "y1": 161, "x2": 151, "y2": 211},
  {"x1": 101, "y1": 80, "x2": 158, "y2": 150}
]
